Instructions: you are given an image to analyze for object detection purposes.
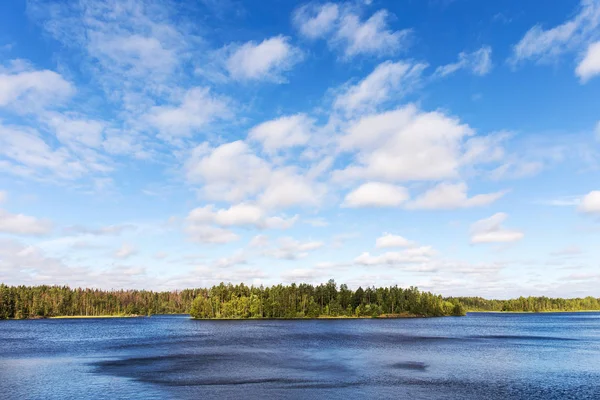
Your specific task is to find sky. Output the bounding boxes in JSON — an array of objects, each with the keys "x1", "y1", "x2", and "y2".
[{"x1": 1, "y1": 0, "x2": 600, "y2": 298}]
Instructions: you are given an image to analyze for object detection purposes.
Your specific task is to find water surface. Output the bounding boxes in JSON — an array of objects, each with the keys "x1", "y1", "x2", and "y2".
[{"x1": 1, "y1": 313, "x2": 599, "y2": 399}]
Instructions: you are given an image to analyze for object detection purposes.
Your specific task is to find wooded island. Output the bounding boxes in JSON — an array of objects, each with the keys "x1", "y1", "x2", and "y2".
[{"x1": 1, "y1": 281, "x2": 598, "y2": 320}]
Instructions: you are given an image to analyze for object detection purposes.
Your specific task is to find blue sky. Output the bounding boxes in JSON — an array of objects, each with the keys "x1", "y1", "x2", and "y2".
[{"x1": 1, "y1": 0, "x2": 600, "y2": 297}]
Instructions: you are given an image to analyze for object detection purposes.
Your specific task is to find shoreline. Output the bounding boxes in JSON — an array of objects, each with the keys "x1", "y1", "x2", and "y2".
[
  {"x1": 467, "y1": 310, "x2": 600, "y2": 314},
  {"x1": 190, "y1": 314, "x2": 434, "y2": 320}
]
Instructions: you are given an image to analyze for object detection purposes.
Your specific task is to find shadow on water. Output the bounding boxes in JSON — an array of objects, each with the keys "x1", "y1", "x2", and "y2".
[{"x1": 4, "y1": 314, "x2": 600, "y2": 399}]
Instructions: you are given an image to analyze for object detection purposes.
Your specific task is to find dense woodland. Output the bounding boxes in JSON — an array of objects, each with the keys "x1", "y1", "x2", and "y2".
[
  {"x1": 0, "y1": 281, "x2": 464, "y2": 319},
  {"x1": 448, "y1": 296, "x2": 600, "y2": 313},
  {"x1": 1, "y1": 282, "x2": 599, "y2": 320}
]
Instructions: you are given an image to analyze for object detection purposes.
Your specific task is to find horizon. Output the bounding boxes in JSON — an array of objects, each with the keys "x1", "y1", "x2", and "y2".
[{"x1": 1, "y1": 0, "x2": 600, "y2": 298}]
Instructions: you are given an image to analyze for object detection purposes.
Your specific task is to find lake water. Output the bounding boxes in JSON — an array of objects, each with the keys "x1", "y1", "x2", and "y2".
[{"x1": 1, "y1": 313, "x2": 599, "y2": 399}]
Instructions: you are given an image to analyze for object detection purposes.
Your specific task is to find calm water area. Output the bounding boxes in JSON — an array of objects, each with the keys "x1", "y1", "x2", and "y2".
[{"x1": 1, "y1": 313, "x2": 599, "y2": 399}]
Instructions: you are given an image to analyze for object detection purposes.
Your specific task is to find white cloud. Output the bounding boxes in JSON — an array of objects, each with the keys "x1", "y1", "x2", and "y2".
[
  {"x1": 264, "y1": 237, "x2": 324, "y2": 260},
  {"x1": 186, "y1": 224, "x2": 239, "y2": 244},
  {"x1": 91, "y1": 33, "x2": 178, "y2": 78},
  {"x1": 43, "y1": 113, "x2": 105, "y2": 149},
  {"x1": 258, "y1": 169, "x2": 325, "y2": 209},
  {"x1": 63, "y1": 224, "x2": 136, "y2": 236},
  {"x1": 551, "y1": 245, "x2": 583, "y2": 256},
  {"x1": 354, "y1": 246, "x2": 435, "y2": 265},
  {"x1": 114, "y1": 243, "x2": 137, "y2": 259},
  {"x1": 249, "y1": 234, "x2": 269, "y2": 248},
  {"x1": 334, "y1": 61, "x2": 426, "y2": 114},
  {"x1": 335, "y1": 104, "x2": 475, "y2": 182},
  {"x1": 225, "y1": 36, "x2": 303, "y2": 81},
  {"x1": 596, "y1": 121, "x2": 600, "y2": 141},
  {"x1": 434, "y1": 46, "x2": 492, "y2": 77},
  {"x1": 334, "y1": 10, "x2": 411, "y2": 58},
  {"x1": 407, "y1": 182, "x2": 506, "y2": 210},
  {"x1": 304, "y1": 217, "x2": 329, "y2": 227},
  {"x1": 187, "y1": 203, "x2": 298, "y2": 229},
  {"x1": 185, "y1": 140, "x2": 325, "y2": 208},
  {"x1": 0, "y1": 123, "x2": 110, "y2": 180},
  {"x1": 578, "y1": 190, "x2": 600, "y2": 213},
  {"x1": 248, "y1": 114, "x2": 313, "y2": 153},
  {"x1": 470, "y1": 213, "x2": 524, "y2": 244},
  {"x1": 146, "y1": 87, "x2": 230, "y2": 139},
  {"x1": 0, "y1": 208, "x2": 53, "y2": 235},
  {"x1": 510, "y1": 0, "x2": 600, "y2": 64},
  {"x1": 186, "y1": 141, "x2": 271, "y2": 202},
  {"x1": 213, "y1": 251, "x2": 247, "y2": 268},
  {"x1": 576, "y1": 41, "x2": 600, "y2": 82},
  {"x1": 280, "y1": 267, "x2": 332, "y2": 283},
  {"x1": 375, "y1": 233, "x2": 414, "y2": 249},
  {"x1": 342, "y1": 182, "x2": 408, "y2": 208},
  {"x1": 0, "y1": 61, "x2": 74, "y2": 112},
  {"x1": 293, "y1": 4, "x2": 410, "y2": 58},
  {"x1": 293, "y1": 3, "x2": 339, "y2": 39}
]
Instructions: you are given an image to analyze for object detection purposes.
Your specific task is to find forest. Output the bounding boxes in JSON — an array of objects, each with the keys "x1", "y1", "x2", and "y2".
[
  {"x1": 1, "y1": 281, "x2": 599, "y2": 320},
  {"x1": 448, "y1": 295, "x2": 600, "y2": 313},
  {"x1": 0, "y1": 281, "x2": 464, "y2": 319}
]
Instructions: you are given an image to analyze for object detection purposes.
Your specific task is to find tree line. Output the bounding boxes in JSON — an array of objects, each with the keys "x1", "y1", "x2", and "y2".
[
  {"x1": 189, "y1": 280, "x2": 465, "y2": 318},
  {"x1": 0, "y1": 281, "x2": 464, "y2": 319},
  {"x1": 448, "y1": 295, "x2": 600, "y2": 313},
  {"x1": 2, "y1": 282, "x2": 599, "y2": 320},
  {"x1": 0, "y1": 284, "x2": 201, "y2": 319}
]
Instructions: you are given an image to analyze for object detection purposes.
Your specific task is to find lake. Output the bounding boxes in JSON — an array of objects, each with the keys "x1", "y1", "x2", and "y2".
[{"x1": 1, "y1": 313, "x2": 599, "y2": 399}]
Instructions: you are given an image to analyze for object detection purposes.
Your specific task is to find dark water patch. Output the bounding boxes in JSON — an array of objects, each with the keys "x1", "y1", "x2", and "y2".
[
  {"x1": 471, "y1": 335, "x2": 577, "y2": 341},
  {"x1": 392, "y1": 361, "x2": 428, "y2": 371},
  {"x1": 3, "y1": 313, "x2": 600, "y2": 399}
]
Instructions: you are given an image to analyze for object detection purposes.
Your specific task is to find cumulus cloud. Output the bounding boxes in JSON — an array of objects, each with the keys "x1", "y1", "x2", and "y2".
[
  {"x1": 63, "y1": 224, "x2": 136, "y2": 236},
  {"x1": 375, "y1": 233, "x2": 415, "y2": 249},
  {"x1": 333, "y1": 10, "x2": 410, "y2": 58},
  {"x1": 186, "y1": 224, "x2": 239, "y2": 244},
  {"x1": 248, "y1": 114, "x2": 313, "y2": 153},
  {"x1": 334, "y1": 60, "x2": 426, "y2": 114},
  {"x1": 434, "y1": 46, "x2": 492, "y2": 77},
  {"x1": 0, "y1": 61, "x2": 75, "y2": 112},
  {"x1": 342, "y1": 182, "x2": 408, "y2": 208},
  {"x1": 113, "y1": 243, "x2": 137, "y2": 259},
  {"x1": 407, "y1": 182, "x2": 507, "y2": 210},
  {"x1": 264, "y1": 237, "x2": 324, "y2": 260},
  {"x1": 0, "y1": 123, "x2": 111, "y2": 181},
  {"x1": 0, "y1": 208, "x2": 53, "y2": 235},
  {"x1": 578, "y1": 190, "x2": 600, "y2": 213},
  {"x1": 187, "y1": 203, "x2": 298, "y2": 229},
  {"x1": 185, "y1": 140, "x2": 325, "y2": 208},
  {"x1": 470, "y1": 213, "x2": 524, "y2": 244},
  {"x1": 225, "y1": 36, "x2": 303, "y2": 82},
  {"x1": 249, "y1": 234, "x2": 269, "y2": 248},
  {"x1": 293, "y1": 3, "x2": 410, "y2": 58},
  {"x1": 43, "y1": 112, "x2": 105, "y2": 149},
  {"x1": 145, "y1": 87, "x2": 230, "y2": 139},
  {"x1": 576, "y1": 41, "x2": 600, "y2": 82},
  {"x1": 334, "y1": 104, "x2": 476, "y2": 182},
  {"x1": 354, "y1": 246, "x2": 435, "y2": 265},
  {"x1": 293, "y1": 3, "x2": 340, "y2": 39},
  {"x1": 213, "y1": 251, "x2": 247, "y2": 269},
  {"x1": 510, "y1": 0, "x2": 600, "y2": 65}
]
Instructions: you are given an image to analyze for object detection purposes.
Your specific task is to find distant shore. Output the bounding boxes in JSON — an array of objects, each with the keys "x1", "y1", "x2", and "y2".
[
  {"x1": 467, "y1": 310, "x2": 600, "y2": 314},
  {"x1": 48, "y1": 315, "x2": 145, "y2": 319},
  {"x1": 191, "y1": 313, "x2": 428, "y2": 320}
]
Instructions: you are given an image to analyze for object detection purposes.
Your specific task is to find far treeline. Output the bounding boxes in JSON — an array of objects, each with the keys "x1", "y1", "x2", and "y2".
[
  {"x1": 448, "y1": 296, "x2": 600, "y2": 313},
  {"x1": 1, "y1": 281, "x2": 599, "y2": 320}
]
